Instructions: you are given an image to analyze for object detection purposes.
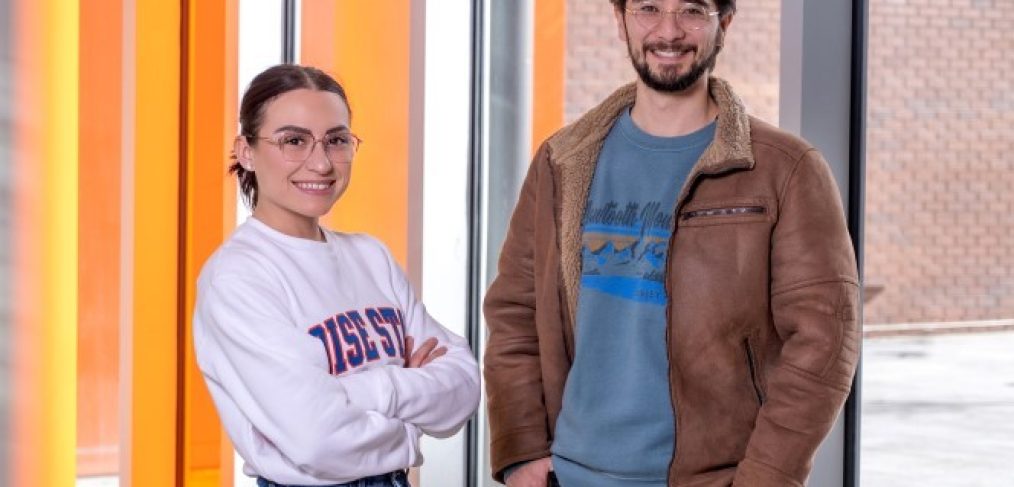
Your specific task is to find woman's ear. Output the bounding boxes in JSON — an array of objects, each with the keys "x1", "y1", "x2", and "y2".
[{"x1": 234, "y1": 136, "x2": 254, "y2": 171}]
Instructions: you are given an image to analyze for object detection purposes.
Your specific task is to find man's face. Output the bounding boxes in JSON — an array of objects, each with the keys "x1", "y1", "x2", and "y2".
[{"x1": 615, "y1": 0, "x2": 731, "y2": 93}]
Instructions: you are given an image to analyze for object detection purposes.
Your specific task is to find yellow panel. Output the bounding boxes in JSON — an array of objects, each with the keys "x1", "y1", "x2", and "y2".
[
  {"x1": 46, "y1": 0, "x2": 80, "y2": 483},
  {"x1": 128, "y1": 0, "x2": 181, "y2": 485}
]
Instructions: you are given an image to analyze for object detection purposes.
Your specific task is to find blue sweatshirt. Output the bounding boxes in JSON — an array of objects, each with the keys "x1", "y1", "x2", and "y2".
[{"x1": 551, "y1": 109, "x2": 716, "y2": 486}]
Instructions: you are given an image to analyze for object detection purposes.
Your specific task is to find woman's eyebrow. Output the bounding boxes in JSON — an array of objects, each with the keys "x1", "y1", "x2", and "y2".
[
  {"x1": 271, "y1": 125, "x2": 312, "y2": 135},
  {"x1": 271, "y1": 124, "x2": 350, "y2": 134}
]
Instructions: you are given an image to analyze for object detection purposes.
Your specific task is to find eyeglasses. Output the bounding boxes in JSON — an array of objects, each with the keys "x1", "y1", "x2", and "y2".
[
  {"x1": 253, "y1": 131, "x2": 362, "y2": 163},
  {"x1": 625, "y1": 3, "x2": 720, "y2": 31}
]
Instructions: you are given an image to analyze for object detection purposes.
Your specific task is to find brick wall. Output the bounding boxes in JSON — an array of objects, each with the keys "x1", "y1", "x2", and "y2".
[
  {"x1": 863, "y1": 0, "x2": 1014, "y2": 323},
  {"x1": 563, "y1": 0, "x2": 1014, "y2": 325},
  {"x1": 564, "y1": 0, "x2": 781, "y2": 124}
]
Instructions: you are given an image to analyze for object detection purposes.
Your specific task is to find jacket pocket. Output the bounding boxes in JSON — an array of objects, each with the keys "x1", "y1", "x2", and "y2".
[
  {"x1": 682, "y1": 206, "x2": 765, "y2": 220},
  {"x1": 744, "y1": 339, "x2": 765, "y2": 405},
  {"x1": 678, "y1": 198, "x2": 773, "y2": 227}
]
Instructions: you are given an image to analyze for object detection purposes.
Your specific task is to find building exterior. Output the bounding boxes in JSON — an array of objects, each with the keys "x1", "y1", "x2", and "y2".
[{"x1": 565, "y1": 0, "x2": 1014, "y2": 325}]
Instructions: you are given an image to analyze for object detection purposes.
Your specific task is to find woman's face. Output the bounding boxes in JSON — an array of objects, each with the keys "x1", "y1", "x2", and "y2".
[{"x1": 236, "y1": 88, "x2": 354, "y2": 239}]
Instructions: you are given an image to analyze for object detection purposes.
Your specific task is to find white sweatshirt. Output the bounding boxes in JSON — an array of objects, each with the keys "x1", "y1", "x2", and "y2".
[{"x1": 193, "y1": 218, "x2": 480, "y2": 485}]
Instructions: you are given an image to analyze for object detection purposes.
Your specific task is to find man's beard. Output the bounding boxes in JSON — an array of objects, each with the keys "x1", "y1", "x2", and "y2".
[{"x1": 629, "y1": 40, "x2": 721, "y2": 93}]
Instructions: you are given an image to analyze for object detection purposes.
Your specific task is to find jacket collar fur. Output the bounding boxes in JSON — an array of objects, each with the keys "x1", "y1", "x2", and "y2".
[{"x1": 545, "y1": 77, "x2": 756, "y2": 325}]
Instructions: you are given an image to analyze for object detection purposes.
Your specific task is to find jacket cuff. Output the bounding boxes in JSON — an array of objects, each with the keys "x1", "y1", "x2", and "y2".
[
  {"x1": 490, "y1": 428, "x2": 551, "y2": 483},
  {"x1": 733, "y1": 457, "x2": 805, "y2": 487},
  {"x1": 501, "y1": 461, "x2": 528, "y2": 483}
]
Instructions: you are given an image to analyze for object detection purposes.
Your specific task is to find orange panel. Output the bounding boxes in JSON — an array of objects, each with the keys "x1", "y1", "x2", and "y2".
[
  {"x1": 11, "y1": 1, "x2": 46, "y2": 482},
  {"x1": 11, "y1": 0, "x2": 79, "y2": 485},
  {"x1": 532, "y1": 0, "x2": 567, "y2": 156},
  {"x1": 301, "y1": 3, "x2": 411, "y2": 267},
  {"x1": 183, "y1": 0, "x2": 239, "y2": 485},
  {"x1": 78, "y1": 0, "x2": 123, "y2": 476},
  {"x1": 127, "y1": 0, "x2": 182, "y2": 485}
]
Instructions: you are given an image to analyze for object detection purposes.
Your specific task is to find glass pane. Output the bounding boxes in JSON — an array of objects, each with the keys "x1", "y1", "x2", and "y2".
[
  {"x1": 477, "y1": 2, "x2": 786, "y2": 486},
  {"x1": 861, "y1": 0, "x2": 1014, "y2": 484}
]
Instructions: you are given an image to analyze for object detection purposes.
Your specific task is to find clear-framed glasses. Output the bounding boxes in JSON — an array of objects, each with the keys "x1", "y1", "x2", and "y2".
[
  {"x1": 254, "y1": 131, "x2": 362, "y2": 163},
  {"x1": 625, "y1": 2, "x2": 720, "y2": 31}
]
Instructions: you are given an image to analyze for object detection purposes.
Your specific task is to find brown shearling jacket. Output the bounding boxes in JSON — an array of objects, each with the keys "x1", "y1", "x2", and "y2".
[{"x1": 483, "y1": 78, "x2": 860, "y2": 487}]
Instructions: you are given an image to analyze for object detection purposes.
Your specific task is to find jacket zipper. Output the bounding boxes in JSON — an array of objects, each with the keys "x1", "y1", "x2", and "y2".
[
  {"x1": 664, "y1": 212, "x2": 679, "y2": 484},
  {"x1": 681, "y1": 205, "x2": 766, "y2": 221},
  {"x1": 744, "y1": 339, "x2": 765, "y2": 405},
  {"x1": 665, "y1": 169, "x2": 754, "y2": 484}
]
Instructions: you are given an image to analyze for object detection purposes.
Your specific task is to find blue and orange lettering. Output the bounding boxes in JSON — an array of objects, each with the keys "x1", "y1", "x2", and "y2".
[
  {"x1": 366, "y1": 308, "x2": 397, "y2": 357},
  {"x1": 337, "y1": 313, "x2": 364, "y2": 368},
  {"x1": 322, "y1": 317, "x2": 348, "y2": 374},
  {"x1": 379, "y1": 307, "x2": 405, "y2": 357},
  {"x1": 307, "y1": 323, "x2": 338, "y2": 374},
  {"x1": 348, "y1": 310, "x2": 381, "y2": 362}
]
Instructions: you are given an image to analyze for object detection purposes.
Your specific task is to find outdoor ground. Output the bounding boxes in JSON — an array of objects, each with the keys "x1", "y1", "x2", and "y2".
[{"x1": 861, "y1": 330, "x2": 1014, "y2": 486}]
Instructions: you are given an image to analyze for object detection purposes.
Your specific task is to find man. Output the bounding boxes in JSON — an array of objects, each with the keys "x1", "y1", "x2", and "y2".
[{"x1": 483, "y1": 0, "x2": 860, "y2": 486}]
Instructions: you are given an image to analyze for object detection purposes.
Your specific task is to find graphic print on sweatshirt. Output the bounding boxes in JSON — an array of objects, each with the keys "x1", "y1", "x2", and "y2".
[
  {"x1": 553, "y1": 113, "x2": 716, "y2": 484},
  {"x1": 307, "y1": 306, "x2": 407, "y2": 375},
  {"x1": 581, "y1": 200, "x2": 674, "y2": 305}
]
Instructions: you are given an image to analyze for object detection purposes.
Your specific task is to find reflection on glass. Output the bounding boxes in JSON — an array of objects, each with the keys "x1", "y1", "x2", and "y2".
[{"x1": 862, "y1": 1, "x2": 1014, "y2": 484}]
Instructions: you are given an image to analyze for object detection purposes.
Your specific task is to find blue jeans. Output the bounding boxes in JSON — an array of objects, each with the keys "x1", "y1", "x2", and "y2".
[{"x1": 257, "y1": 470, "x2": 410, "y2": 487}]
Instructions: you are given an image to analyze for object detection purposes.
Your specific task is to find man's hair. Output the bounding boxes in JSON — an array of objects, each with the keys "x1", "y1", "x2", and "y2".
[{"x1": 609, "y1": 0, "x2": 737, "y2": 17}]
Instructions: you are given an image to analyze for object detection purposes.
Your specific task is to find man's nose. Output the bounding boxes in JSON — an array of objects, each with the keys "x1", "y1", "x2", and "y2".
[{"x1": 654, "y1": 11, "x2": 688, "y2": 39}]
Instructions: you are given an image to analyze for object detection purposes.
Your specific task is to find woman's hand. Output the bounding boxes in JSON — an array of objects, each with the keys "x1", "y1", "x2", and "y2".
[{"x1": 404, "y1": 336, "x2": 447, "y2": 368}]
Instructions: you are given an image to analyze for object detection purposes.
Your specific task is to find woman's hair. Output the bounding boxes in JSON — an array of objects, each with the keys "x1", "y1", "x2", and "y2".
[
  {"x1": 230, "y1": 64, "x2": 351, "y2": 209},
  {"x1": 609, "y1": 0, "x2": 737, "y2": 17}
]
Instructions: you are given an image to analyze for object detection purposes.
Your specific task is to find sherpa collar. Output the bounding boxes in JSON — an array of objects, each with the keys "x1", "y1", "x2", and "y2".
[{"x1": 547, "y1": 77, "x2": 755, "y2": 330}]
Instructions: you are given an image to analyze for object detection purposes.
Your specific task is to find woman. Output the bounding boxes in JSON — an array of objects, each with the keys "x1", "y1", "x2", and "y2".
[{"x1": 193, "y1": 64, "x2": 480, "y2": 487}]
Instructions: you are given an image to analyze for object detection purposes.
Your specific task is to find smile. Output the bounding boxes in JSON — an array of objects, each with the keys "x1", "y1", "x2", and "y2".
[
  {"x1": 648, "y1": 46, "x2": 695, "y2": 59},
  {"x1": 293, "y1": 181, "x2": 335, "y2": 192}
]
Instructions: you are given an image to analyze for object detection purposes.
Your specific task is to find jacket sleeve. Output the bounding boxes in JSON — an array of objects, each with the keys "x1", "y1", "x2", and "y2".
[
  {"x1": 733, "y1": 149, "x2": 861, "y2": 486},
  {"x1": 482, "y1": 144, "x2": 554, "y2": 482},
  {"x1": 359, "y1": 240, "x2": 481, "y2": 438},
  {"x1": 194, "y1": 274, "x2": 418, "y2": 483}
]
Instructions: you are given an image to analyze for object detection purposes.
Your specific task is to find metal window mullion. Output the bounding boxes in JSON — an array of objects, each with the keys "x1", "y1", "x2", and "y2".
[{"x1": 844, "y1": 0, "x2": 869, "y2": 485}]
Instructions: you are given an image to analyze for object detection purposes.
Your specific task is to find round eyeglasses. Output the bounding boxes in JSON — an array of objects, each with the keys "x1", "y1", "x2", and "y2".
[
  {"x1": 625, "y1": 3, "x2": 720, "y2": 31},
  {"x1": 253, "y1": 131, "x2": 362, "y2": 163}
]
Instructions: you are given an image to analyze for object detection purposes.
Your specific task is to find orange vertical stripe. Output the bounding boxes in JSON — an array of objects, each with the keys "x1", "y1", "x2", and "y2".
[
  {"x1": 217, "y1": 6, "x2": 239, "y2": 483},
  {"x1": 11, "y1": 2, "x2": 45, "y2": 480},
  {"x1": 532, "y1": 0, "x2": 567, "y2": 155},
  {"x1": 127, "y1": 0, "x2": 182, "y2": 485},
  {"x1": 11, "y1": 0, "x2": 46, "y2": 478},
  {"x1": 184, "y1": 0, "x2": 239, "y2": 485},
  {"x1": 299, "y1": 2, "x2": 336, "y2": 72},
  {"x1": 301, "y1": 3, "x2": 411, "y2": 267},
  {"x1": 12, "y1": 0, "x2": 79, "y2": 485},
  {"x1": 78, "y1": 0, "x2": 123, "y2": 476}
]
